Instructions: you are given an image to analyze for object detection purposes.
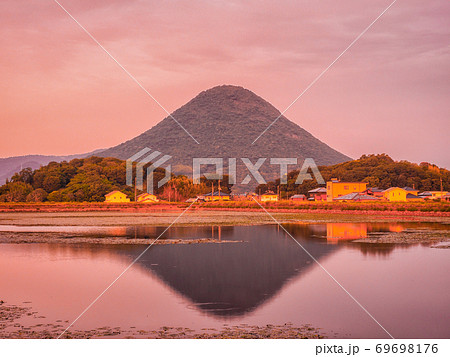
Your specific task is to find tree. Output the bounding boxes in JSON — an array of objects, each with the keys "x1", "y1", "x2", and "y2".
[
  {"x1": 26, "y1": 188, "x2": 48, "y2": 202},
  {"x1": 11, "y1": 167, "x2": 33, "y2": 184},
  {"x1": 0, "y1": 182, "x2": 33, "y2": 202}
]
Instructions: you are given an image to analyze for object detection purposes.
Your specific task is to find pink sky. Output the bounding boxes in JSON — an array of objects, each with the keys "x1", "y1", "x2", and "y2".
[{"x1": 1, "y1": 0, "x2": 449, "y2": 167}]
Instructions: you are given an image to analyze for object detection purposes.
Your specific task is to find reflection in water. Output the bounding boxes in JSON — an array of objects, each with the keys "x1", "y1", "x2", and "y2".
[
  {"x1": 117, "y1": 226, "x2": 338, "y2": 317},
  {"x1": 326, "y1": 223, "x2": 368, "y2": 243}
]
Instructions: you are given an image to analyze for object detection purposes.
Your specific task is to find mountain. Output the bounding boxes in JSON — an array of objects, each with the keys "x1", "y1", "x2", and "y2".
[
  {"x1": 0, "y1": 85, "x2": 350, "y2": 187},
  {"x1": 99, "y1": 85, "x2": 351, "y2": 187}
]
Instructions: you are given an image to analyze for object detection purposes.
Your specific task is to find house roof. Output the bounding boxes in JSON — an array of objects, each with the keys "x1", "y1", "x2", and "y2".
[
  {"x1": 308, "y1": 187, "x2": 326, "y2": 193},
  {"x1": 367, "y1": 187, "x2": 384, "y2": 192},
  {"x1": 328, "y1": 181, "x2": 367, "y2": 184},
  {"x1": 406, "y1": 193, "x2": 421, "y2": 199},
  {"x1": 105, "y1": 190, "x2": 123, "y2": 197},
  {"x1": 137, "y1": 193, "x2": 155, "y2": 198},
  {"x1": 290, "y1": 194, "x2": 306, "y2": 198},
  {"x1": 262, "y1": 190, "x2": 277, "y2": 195},
  {"x1": 383, "y1": 187, "x2": 407, "y2": 192},
  {"x1": 335, "y1": 193, "x2": 379, "y2": 201},
  {"x1": 402, "y1": 186, "x2": 418, "y2": 191},
  {"x1": 203, "y1": 191, "x2": 230, "y2": 196}
]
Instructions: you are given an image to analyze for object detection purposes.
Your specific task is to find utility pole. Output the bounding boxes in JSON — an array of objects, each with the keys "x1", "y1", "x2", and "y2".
[
  {"x1": 211, "y1": 182, "x2": 214, "y2": 202},
  {"x1": 440, "y1": 177, "x2": 443, "y2": 192},
  {"x1": 218, "y1": 179, "x2": 221, "y2": 200}
]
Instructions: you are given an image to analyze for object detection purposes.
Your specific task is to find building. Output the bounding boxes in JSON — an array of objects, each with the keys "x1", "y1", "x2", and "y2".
[
  {"x1": 326, "y1": 179, "x2": 367, "y2": 202},
  {"x1": 418, "y1": 192, "x2": 432, "y2": 199},
  {"x1": 260, "y1": 190, "x2": 278, "y2": 202},
  {"x1": 104, "y1": 190, "x2": 130, "y2": 203},
  {"x1": 136, "y1": 193, "x2": 159, "y2": 203},
  {"x1": 290, "y1": 194, "x2": 306, "y2": 201},
  {"x1": 383, "y1": 187, "x2": 408, "y2": 202},
  {"x1": 406, "y1": 193, "x2": 422, "y2": 201},
  {"x1": 402, "y1": 187, "x2": 419, "y2": 196},
  {"x1": 365, "y1": 187, "x2": 385, "y2": 198},
  {"x1": 334, "y1": 192, "x2": 379, "y2": 201},
  {"x1": 420, "y1": 191, "x2": 449, "y2": 199},
  {"x1": 308, "y1": 187, "x2": 327, "y2": 201},
  {"x1": 203, "y1": 191, "x2": 230, "y2": 201}
]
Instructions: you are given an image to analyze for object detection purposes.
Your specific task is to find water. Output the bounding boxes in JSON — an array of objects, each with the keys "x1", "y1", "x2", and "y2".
[{"x1": 0, "y1": 223, "x2": 449, "y2": 338}]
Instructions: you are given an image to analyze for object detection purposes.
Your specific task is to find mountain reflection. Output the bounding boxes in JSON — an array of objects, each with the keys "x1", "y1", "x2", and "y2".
[
  {"x1": 118, "y1": 225, "x2": 338, "y2": 317},
  {"x1": 111, "y1": 222, "x2": 430, "y2": 317}
]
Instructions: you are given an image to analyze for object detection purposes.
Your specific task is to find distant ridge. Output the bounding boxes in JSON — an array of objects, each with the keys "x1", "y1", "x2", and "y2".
[{"x1": 0, "y1": 151, "x2": 103, "y2": 184}]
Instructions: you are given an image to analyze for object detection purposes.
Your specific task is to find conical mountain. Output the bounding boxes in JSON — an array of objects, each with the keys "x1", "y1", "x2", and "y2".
[{"x1": 99, "y1": 85, "x2": 350, "y2": 185}]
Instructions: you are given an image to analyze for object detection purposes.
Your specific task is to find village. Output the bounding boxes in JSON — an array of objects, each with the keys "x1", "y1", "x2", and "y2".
[{"x1": 104, "y1": 178, "x2": 450, "y2": 204}]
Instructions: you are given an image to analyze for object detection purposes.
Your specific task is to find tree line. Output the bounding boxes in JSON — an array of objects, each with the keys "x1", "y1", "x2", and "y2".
[{"x1": 0, "y1": 156, "x2": 233, "y2": 202}]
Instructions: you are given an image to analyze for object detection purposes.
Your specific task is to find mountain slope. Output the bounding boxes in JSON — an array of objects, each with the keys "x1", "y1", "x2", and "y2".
[{"x1": 99, "y1": 85, "x2": 351, "y2": 184}]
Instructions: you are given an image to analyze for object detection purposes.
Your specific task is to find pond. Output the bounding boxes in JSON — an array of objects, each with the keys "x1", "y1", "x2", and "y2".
[{"x1": 0, "y1": 222, "x2": 449, "y2": 338}]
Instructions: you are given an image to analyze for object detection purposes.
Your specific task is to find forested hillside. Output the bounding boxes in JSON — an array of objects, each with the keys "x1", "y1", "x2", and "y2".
[
  {"x1": 0, "y1": 157, "x2": 231, "y2": 202},
  {"x1": 256, "y1": 154, "x2": 450, "y2": 197}
]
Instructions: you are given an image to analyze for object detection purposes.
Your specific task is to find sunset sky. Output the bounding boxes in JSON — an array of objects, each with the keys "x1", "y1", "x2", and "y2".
[{"x1": 1, "y1": 0, "x2": 449, "y2": 167}]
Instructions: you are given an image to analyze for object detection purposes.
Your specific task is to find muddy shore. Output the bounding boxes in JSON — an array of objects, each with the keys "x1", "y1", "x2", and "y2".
[{"x1": 0, "y1": 301, "x2": 324, "y2": 339}]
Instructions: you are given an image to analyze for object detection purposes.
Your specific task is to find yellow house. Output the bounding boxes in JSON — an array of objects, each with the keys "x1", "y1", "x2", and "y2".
[
  {"x1": 137, "y1": 193, "x2": 159, "y2": 203},
  {"x1": 326, "y1": 179, "x2": 367, "y2": 202},
  {"x1": 427, "y1": 191, "x2": 449, "y2": 199},
  {"x1": 261, "y1": 191, "x2": 278, "y2": 202},
  {"x1": 104, "y1": 190, "x2": 130, "y2": 203},
  {"x1": 203, "y1": 191, "x2": 230, "y2": 201},
  {"x1": 383, "y1": 187, "x2": 408, "y2": 202}
]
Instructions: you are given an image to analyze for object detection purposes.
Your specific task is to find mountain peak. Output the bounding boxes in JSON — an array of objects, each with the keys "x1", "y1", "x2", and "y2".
[{"x1": 190, "y1": 84, "x2": 273, "y2": 109}]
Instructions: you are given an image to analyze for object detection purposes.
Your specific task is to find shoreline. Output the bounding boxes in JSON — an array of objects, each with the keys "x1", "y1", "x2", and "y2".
[
  {"x1": 0, "y1": 301, "x2": 324, "y2": 339},
  {"x1": 0, "y1": 210, "x2": 448, "y2": 246}
]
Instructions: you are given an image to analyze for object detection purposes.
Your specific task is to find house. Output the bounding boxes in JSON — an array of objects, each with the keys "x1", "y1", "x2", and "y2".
[
  {"x1": 420, "y1": 191, "x2": 449, "y2": 199},
  {"x1": 104, "y1": 190, "x2": 130, "y2": 203},
  {"x1": 402, "y1": 187, "x2": 419, "y2": 196},
  {"x1": 365, "y1": 187, "x2": 385, "y2": 198},
  {"x1": 203, "y1": 191, "x2": 230, "y2": 201},
  {"x1": 136, "y1": 192, "x2": 159, "y2": 203},
  {"x1": 290, "y1": 194, "x2": 306, "y2": 201},
  {"x1": 418, "y1": 192, "x2": 432, "y2": 199},
  {"x1": 406, "y1": 193, "x2": 422, "y2": 201},
  {"x1": 383, "y1": 187, "x2": 408, "y2": 202},
  {"x1": 308, "y1": 187, "x2": 327, "y2": 201},
  {"x1": 326, "y1": 179, "x2": 367, "y2": 202},
  {"x1": 260, "y1": 190, "x2": 278, "y2": 202},
  {"x1": 334, "y1": 192, "x2": 379, "y2": 201}
]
